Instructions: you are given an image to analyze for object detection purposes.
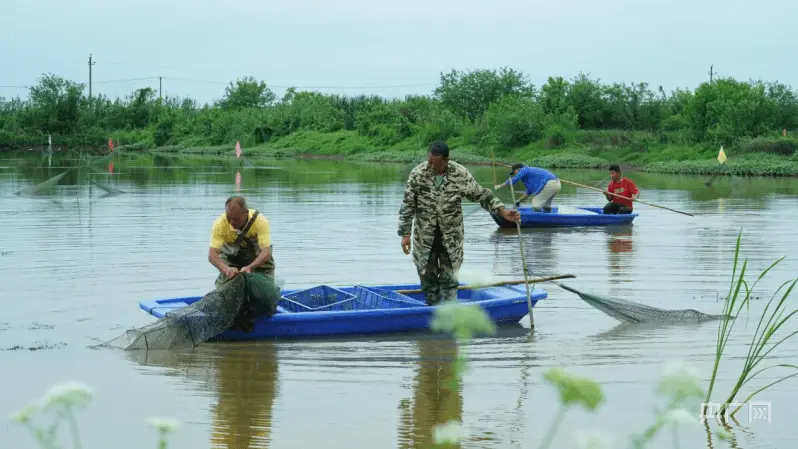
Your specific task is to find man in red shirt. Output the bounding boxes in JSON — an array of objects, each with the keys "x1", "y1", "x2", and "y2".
[{"x1": 603, "y1": 164, "x2": 639, "y2": 214}]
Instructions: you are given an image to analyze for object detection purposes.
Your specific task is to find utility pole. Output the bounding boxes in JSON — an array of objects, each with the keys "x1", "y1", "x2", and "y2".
[
  {"x1": 159, "y1": 76, "x2": 162, "y2": 100},
  {"x1": 708, "y1": 64, "x2": 714, "y2": 83},
  {"x1": 88, "y1": 54, "x2": 96, "y2": 98}
]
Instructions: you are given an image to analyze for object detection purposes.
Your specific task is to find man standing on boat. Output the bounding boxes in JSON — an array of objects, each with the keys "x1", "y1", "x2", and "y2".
[
  {"x1": 494, "y1": 163, "x2": 561, "y2": 212},
  {"x1": 603, "y1": 164, "x2": 639, "y2": 214},
  {"x1": 208, "y1": 196, "x2": 275, "y2": 287},
  {"x1": 398, "y1": 141, "x2": 520, "y2": 306}
]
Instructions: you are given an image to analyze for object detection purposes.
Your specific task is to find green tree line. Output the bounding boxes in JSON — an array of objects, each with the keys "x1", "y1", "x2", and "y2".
[{"x1": 1, "y1": 68, "x2": 797, "y2": 156}]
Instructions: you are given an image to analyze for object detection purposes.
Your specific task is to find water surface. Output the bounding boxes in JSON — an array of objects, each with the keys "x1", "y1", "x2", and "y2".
[{"x1": 1, "y1": 152, "x2": 797, "y2": 449}]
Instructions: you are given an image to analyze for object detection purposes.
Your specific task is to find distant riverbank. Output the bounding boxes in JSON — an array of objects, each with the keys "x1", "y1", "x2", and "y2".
[
  {"x1": 135, "y1": 130, "x2": 798, "y2": 177},
  {"x1": 7, "y1": 129, "x2": 798, "y2": 177},
  {"x1": 5, "y1": 69, "x2": 798, "y2": 177}
]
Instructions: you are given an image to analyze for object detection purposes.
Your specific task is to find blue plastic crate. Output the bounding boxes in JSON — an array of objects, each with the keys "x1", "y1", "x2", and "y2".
[
  {"x1": 312, "y1": 297, "x2": 360, "y2": 312},
  {"x1": 350, "y1": 286, "x2": 428, "y2": 310},
  {"x1": 356, "y1": 286, "x2": 427, "y2": 305},
  {"x1": 280, "y1": 285, "x2": 356, "y2": 312}
]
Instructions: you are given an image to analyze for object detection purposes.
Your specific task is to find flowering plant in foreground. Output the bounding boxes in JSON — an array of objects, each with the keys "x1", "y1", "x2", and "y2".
[{"x1": 9, "y1": 381, "x2": 179, "y2": 449}]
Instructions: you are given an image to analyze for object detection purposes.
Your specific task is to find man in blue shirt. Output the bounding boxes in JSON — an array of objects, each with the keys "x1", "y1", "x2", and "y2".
[{"x1": 494, "y1": 163, "x2": 561, "y2": 212}]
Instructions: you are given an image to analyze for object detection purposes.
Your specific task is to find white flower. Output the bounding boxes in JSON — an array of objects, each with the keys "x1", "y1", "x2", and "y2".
[
  {"x1": 433, "y1": 420, "x2": 467, "y2": 444},
  {"x1": 42, "y1": 381, "x2": 93, "y2": 408},
  {"x1": 458, "y1": 267, "x2": 494, "y2": 288},
  {"x1": 575, "y1": 429, "x2": 613, "y2": 449},
  {"x1": 146, "y1": 417, "x2": 180, "y2": 432},
  {"x1": 9, "y1": 403, "x2": 40, "y2": 423},
  {"x1": 430, "y1": 302, "x2": 497, "y2": 339},
  {"x1": 663, "y1": 408, "x2": 694, "y2": 426},
  {"x1": 662, "y1": 361, "x2": 701, "y2": 383},
  {"x1": 658, "y1": 361, "x2": 704, "y2": 400}
]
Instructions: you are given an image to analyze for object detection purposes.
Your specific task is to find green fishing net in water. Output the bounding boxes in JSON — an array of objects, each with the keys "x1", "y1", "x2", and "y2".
[
  {"x1": 553, "y1": 282, "x2": 733, "y2": 324},
  {"x1": 99, "y1": 273, "x2": 281, "y2": 350}
]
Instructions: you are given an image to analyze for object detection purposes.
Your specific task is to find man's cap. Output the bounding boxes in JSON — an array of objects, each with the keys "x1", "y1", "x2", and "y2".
[{"x1": 509, "y1": 163, "x2": 524, "y2": 177}]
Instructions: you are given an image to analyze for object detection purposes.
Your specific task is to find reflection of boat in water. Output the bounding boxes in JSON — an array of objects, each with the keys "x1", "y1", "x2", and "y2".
[{"x1": 126, "y1": 343, "x2": 279, "y2": 449}]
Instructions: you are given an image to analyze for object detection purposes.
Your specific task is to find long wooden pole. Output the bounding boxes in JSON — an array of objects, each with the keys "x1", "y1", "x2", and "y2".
[
  {"x1": 492, "y1": 159, "x2": 692, "y2": 216},
  {"x1": 508, "y1": 178, "x2": 536, "y2": 329},
  {"x1": 395, "y1": 274, "x2": 576, "y2": 294},
  {"x1": 558, "y1": 179, "x2": 694, "y2": 217},
  {"x1": 491, "y1": 148, "x2": 497, "y2": 187}
]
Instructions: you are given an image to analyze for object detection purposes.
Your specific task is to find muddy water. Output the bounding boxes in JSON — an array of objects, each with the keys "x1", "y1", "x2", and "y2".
[{"x1": 1, "y1": 153, "x2": 798, "y2": 449}]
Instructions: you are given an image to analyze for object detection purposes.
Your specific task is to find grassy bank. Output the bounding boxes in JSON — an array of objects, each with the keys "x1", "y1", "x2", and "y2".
[{"x1": 142, "y1": 129, "x2": 798, "y2": 177}]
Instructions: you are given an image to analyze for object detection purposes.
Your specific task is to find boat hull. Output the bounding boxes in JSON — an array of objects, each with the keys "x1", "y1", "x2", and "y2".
[
  {"x1": 138, "y1": 283, "x2": 547, "y2": 341},
  {"x1": 492, "y1": 206, "x2": 637, "y2": 228}
]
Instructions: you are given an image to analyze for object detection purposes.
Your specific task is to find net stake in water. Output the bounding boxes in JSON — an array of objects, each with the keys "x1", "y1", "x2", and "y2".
[{"x1": 508, "y1": 178, "x2": 535, "y2": 329}]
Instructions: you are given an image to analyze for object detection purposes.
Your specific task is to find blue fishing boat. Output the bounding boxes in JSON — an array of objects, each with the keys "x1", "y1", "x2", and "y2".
[
  {"x1": 492, "y1": 206, "x2": 637, "y2": 228},
  {"x1": 138, "y1": 282, "x2": 548, "y2": 341}
]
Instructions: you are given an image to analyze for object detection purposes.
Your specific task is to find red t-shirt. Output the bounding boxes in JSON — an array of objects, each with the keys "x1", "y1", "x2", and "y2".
[{"x1": 607, "y1": 178, "x2": 639, "y2": 208}]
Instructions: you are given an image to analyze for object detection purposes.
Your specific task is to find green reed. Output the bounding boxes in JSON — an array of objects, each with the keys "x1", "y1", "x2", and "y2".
[{"x1": 704, "y1": 230, "x2": 798, "y2": 421}]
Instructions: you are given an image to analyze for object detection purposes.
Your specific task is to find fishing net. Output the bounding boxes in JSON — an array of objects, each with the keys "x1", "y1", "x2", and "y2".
[
  {"x1": 549, "y1": 281, "x2": 732, "y2": 323},
  {"x1": 87, "y1": 177, "x2": 125, "y2": 195},
  {"x1": 16, "y1": 151, "x2": 121, "y2": 196},
  {"x1": 98, "y1": 273, "x2": 282, "y2": 350}
]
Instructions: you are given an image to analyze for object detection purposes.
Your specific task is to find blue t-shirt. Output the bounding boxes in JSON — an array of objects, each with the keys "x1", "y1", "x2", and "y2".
[{"x1": 507, "y1": 166, "x2": 557, "y2": 195}]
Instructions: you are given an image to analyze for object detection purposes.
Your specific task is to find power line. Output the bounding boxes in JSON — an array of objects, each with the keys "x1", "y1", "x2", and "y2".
[
  {"x1": 158, "y1": 76, "x2": 433, "y2": 89},
  {"x1": 1, "y1": 75, "x2": 435, "y2": 90},
  {"x1": 93, "y1": 76, "x2": 161, "y2": 85}
]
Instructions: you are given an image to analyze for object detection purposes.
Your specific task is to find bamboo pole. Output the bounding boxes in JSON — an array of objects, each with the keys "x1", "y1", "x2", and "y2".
[
  {"x1": 559, "y1": 179, "x2": 694, "y2": 217},
  {"x1": 508, "y1": 178, "x2": 535, "y2": 329},
  {"x1": 395, "y1": 274, "x2": 576, "y2": 294}
]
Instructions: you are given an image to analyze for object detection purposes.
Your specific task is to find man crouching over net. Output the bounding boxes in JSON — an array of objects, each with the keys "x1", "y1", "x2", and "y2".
[
  {"x1": 98, "y1": 196, "x2": 283, "y2": 350},
  {"x1": 208, "y1": 195, "x2": 276, "y2": 285}
]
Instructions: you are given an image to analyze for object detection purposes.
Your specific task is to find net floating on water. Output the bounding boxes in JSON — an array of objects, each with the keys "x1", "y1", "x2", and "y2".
[
  {"x1": 552, "y1": 282, "x2": 733, "y2": 324},
  {"x1": 96, "y1": 272, "x2": 281, "y2": 350}
]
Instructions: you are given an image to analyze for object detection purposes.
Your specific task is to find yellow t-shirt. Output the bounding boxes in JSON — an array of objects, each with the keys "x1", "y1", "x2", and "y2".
[{"x1": 209, "y1": 209, "x2": 271, "y2": 250}]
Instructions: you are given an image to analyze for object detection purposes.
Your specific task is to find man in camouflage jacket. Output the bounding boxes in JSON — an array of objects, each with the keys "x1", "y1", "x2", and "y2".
[{"x1": 398, "y1": 141, "x2": 521, "y2": 305}]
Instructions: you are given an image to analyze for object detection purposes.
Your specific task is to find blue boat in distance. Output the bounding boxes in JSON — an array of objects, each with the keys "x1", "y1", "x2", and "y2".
[
  {"x1": 491, "y1": 206, "x2": 638, "y2": 228},
  {"x1": 138, "y1": 282, "x2": 548, "y2": 341}
]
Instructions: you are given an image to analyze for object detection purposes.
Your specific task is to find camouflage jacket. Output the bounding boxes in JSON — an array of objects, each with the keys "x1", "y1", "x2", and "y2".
[{"x1": 397, "y1": 160, "x2": 506, "y2": 273}]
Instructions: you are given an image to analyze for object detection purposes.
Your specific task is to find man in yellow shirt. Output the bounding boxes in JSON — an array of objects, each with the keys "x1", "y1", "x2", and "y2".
[{"x1": 208, "y1": 196, "x2": 275, "y2": 287}]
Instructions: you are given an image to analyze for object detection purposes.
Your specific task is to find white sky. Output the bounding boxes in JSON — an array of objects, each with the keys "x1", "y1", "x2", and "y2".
[{"x1": 2, "y1": 0, "x2": 795, "y2": 105}]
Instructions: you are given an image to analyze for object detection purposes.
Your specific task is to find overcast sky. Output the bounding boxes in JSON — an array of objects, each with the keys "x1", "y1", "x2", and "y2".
[{"x1": 2, "y1": 0, "x2": 794, "y2": 105}]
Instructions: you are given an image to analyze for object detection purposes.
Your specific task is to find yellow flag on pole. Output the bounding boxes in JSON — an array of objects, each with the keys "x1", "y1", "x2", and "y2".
[{"x1": 717, "y1": 146, "x2": 727, "y2": 164}]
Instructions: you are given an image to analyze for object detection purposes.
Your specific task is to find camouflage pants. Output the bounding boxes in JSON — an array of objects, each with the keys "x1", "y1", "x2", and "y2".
[
  {"x1": 417, "y1": 226, "x2": 458, "y2": 305},
  {"x1": 215, "y1": 237, "x2": 275, "y2": 288}
]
